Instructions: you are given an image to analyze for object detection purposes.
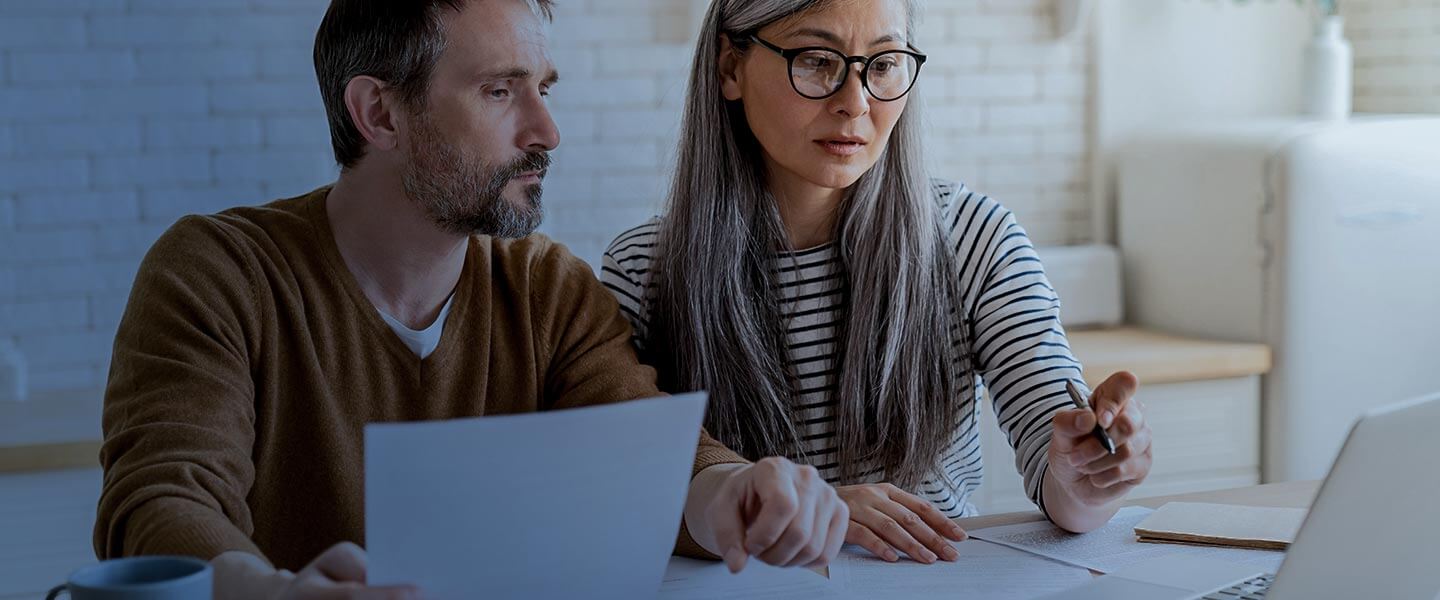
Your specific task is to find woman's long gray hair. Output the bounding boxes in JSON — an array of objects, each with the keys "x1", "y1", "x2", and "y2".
[{"x1": 647, "y1": 0, "x2": 966, "y2": 491}]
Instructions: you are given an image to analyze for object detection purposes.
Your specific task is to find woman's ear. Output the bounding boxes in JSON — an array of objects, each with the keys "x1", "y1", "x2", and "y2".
[
  {"x1": 718, "y1": 36, "x2": 744, "y2": 101},
  {"x1": 344, "y1": 75, "x2": 401, "y2": 154}
]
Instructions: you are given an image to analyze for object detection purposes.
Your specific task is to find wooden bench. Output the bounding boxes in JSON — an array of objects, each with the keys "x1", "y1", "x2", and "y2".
[
  {"x1": 971, "y1": 327, "x2": 1272, "y2": 513},
  {"x1": 1, "y1": 328, "x2": 1274, "y2": 498},
  {"x1": 0, "y1": 388, "x2": 103, "y2": 473}
]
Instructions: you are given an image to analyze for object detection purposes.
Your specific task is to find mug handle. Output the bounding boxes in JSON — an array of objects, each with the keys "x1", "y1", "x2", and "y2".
[{"x1": 46, "y1": 584, "x2": 69, "y2": 600}]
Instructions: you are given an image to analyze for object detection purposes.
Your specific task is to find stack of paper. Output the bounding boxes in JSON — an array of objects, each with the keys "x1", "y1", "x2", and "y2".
[
  {"x1": 969, "y1": 506, "x2": 1287, "y2": 575},
  {"x1": 1134, "y1": 502, "x2": 1306, "y2": 550},
  {"x1": 658, "y1": 558, "x2": 852, "y2": 599},
  {"x1": 828, "y1": 539, "x2": 1093, "y2": 599}
]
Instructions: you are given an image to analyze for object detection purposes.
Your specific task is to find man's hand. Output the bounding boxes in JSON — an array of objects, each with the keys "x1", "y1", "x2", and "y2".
[
  {"x1": 837, "y1": 483, "x2": 966, "y2": 564},
  {"x1": 212, "y1": 543, "x2": 421, "y2": 600},
  {"x1": 1048, "y1": 371, "x2": 1152, "y2": 509},
  {"x1": 703, "y1": 457, "x2": 849, "y2": 573}
]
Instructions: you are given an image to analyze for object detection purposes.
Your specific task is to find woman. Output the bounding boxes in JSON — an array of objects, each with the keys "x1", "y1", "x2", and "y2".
[{"x1": 602, "y1": 0, "x2": 1153, "y2": 565}]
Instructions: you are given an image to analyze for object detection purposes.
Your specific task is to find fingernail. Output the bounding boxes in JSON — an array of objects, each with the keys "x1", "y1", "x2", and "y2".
[
  {"x1": 942, "y1": 546, "x2": 959, "y2": 561},
  {"x1": 1074, "y1": 413, "x2": 1087, "y2": 429},
  {"x1": 724, "y1": 547, "x2": 747, "y2": 573},
  {"x1": 884, "y1": 549, "x2": 899, "y2": 562},
  {"x1": 949, "y1": 523, "x2": 966, "y2": 538},
  {"x1": 922, "y1": 549, "x2": 938, "y2": 563},
  {"x1": 1101, "y1": 411, "x2": 1115, "y2": 428}
]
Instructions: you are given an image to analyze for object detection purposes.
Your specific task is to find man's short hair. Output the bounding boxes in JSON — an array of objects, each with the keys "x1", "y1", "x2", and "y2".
[{"x1": 314, "y1": 0, "x2": 556, "y2": 169}]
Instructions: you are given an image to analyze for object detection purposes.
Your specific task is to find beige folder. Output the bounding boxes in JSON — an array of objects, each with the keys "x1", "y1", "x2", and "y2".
[{"x1": 1133, "y1": 502, "x2": 1308, "y2": 551}]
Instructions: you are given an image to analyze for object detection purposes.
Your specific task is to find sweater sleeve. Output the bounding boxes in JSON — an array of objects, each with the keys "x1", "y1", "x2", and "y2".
[
  {"x1": 529, "y1": 240, "x2": 746, "y2": 559},
  {"x1": 952, "y1": 191, "x2": 1084, "y2": 519},
  {"x1": 94, "y1": 215, "x2": 267, "y2": 563}
]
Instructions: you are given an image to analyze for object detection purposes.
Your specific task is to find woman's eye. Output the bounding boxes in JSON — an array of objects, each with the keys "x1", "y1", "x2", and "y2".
[{"x1": 801, "y1": 56, "x2": 834, "y2": 69}]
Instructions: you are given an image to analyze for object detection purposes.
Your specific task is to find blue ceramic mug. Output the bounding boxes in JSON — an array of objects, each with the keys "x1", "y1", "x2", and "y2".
[{"x1": 47, "y1": 556, "x2": 212, "y2": 600}]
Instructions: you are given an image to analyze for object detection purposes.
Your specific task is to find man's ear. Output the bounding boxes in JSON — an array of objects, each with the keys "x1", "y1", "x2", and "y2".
[
  {"x1": 718, "y1": 36, "x2": 745, "y2": 102},
  {"x1": 344, "y1": 75, "x2": 402, "y2": 153}
]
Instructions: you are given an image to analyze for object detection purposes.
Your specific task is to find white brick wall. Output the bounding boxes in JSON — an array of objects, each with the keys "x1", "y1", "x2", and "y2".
[
  {"x1": 0, "y1": 0, "x2": 1093, "y2": 395},
  {"x1": 919, "y1": 0, "x2": 1093, "y2": 245},
  {"x1": 0, "y1": 0, "x2": 338, "y2": 392},
  {"x1": 1343, "y1": 0, "x2": 1440, "y2": 113}
]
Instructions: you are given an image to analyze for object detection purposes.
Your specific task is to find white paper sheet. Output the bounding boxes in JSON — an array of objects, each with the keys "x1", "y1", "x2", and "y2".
[
  {"x1": 969, "y1": 506, "x2": 1288, "y2": 575},
  {"x1": 365, "y1": 394, "x2": 707, "y2": 600},
  {"x1": 827, "y1": 539, "x2": 1093, "y2": 599},
  {"x1": 658, "y1": 557, "x2": 851, "y2": 599}
]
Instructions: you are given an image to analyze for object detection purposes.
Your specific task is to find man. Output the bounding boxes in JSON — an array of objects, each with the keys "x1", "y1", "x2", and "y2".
[{"x1": 93, "y1": 0, "x2": 848, "y2": 596}]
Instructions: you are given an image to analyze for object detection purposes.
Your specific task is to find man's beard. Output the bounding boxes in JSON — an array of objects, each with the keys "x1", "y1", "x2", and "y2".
[{"x1": 402, "y1": 115, "x2": 551, "y2": 239}]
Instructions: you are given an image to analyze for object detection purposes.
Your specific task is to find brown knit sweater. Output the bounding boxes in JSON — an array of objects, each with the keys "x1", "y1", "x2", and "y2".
[{"x1": 94, "y1": 187, "x2": 743, "y2": 570}]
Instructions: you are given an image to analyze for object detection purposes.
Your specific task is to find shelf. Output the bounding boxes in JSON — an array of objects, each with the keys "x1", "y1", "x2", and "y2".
[
  {"x1": 0, "y1": 388, "x2": 104, "y2": 473},
  {"x1": 1069, "y1": 327, "x2": 1272, "y2": 386}
]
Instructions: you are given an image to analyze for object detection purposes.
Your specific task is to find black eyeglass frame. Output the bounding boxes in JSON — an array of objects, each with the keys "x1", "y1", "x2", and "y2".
[{"x1": 746, "y1": 34, "x2": 928, "y2": 102}]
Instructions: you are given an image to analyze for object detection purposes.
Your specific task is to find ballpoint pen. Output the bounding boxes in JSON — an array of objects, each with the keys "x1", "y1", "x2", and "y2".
[{"x1": 1066, "y1": 380, "x2": 1116, "y2": 455}]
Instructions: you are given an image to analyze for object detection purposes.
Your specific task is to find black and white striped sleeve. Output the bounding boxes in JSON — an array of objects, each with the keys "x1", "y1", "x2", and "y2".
[
  {"x1": 945, "y1": 184, "x2": 1087, "y2": 517},
  {"x1": 600, "y1": 220, "x2": 661, "y2": 350}
]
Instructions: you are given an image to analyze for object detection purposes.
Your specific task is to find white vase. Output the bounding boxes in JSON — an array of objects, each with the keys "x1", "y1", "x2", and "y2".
[{"x1": 1303, "y1": 15, "x2": 1353, "y2": 120}]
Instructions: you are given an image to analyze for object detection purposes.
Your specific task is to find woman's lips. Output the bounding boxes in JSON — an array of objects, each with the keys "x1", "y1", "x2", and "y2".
[{"x1": 816, "y1": 140, "x2": 866, "y2": 157}]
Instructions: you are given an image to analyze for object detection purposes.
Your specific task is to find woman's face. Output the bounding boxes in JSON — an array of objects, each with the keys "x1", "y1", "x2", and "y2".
[{"x1": 722, "y1": 0, "x2": 913, "y2": 194}]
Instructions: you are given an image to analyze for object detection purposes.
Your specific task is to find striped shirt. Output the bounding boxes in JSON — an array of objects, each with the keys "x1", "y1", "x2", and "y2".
[{"x1": 601, "y1": 180, "x2": 1086, "y2": 518}]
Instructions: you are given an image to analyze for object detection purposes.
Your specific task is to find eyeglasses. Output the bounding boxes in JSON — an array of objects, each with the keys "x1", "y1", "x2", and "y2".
[{"x1": 748, "y1": 35, "x2": 927, "y2": 102}]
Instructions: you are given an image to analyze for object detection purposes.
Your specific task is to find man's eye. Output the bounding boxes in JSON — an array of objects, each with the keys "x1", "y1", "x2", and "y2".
[{"x1": 487, "y1": 87, "x2": 512, "y2": 99}]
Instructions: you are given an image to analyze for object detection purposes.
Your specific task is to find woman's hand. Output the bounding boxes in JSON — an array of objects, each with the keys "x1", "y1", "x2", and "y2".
[
  {"x1": 1048, "y1": 371, "x2": 1152, "y2": 511},
  {"x1": 837, "y1": 483, "x2": 967, "y2": 564}
]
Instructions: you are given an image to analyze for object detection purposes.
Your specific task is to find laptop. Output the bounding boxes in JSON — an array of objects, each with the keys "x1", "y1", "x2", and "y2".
[{"x1": 1046, "y1": 392, "x2": 1440, "y2": 600}]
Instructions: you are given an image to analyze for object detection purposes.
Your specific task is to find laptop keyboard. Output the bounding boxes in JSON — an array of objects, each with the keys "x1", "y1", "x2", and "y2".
[{"x1": 1200, "y1": 574, "x2": 1276, "y2": 600}]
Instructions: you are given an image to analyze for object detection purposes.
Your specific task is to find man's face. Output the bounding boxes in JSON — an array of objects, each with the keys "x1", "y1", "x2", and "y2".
[{"x1": 400, "y1": 0, "x2": 560, "y2": 238}]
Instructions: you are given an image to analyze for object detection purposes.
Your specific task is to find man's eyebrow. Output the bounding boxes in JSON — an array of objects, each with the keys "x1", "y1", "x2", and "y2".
[
  {"x1": 478, "y1": 67, "x2": 560, "y2": 85},
  {"x1": 480, "y1": 67, "x2": 530, "y2": 80}
]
